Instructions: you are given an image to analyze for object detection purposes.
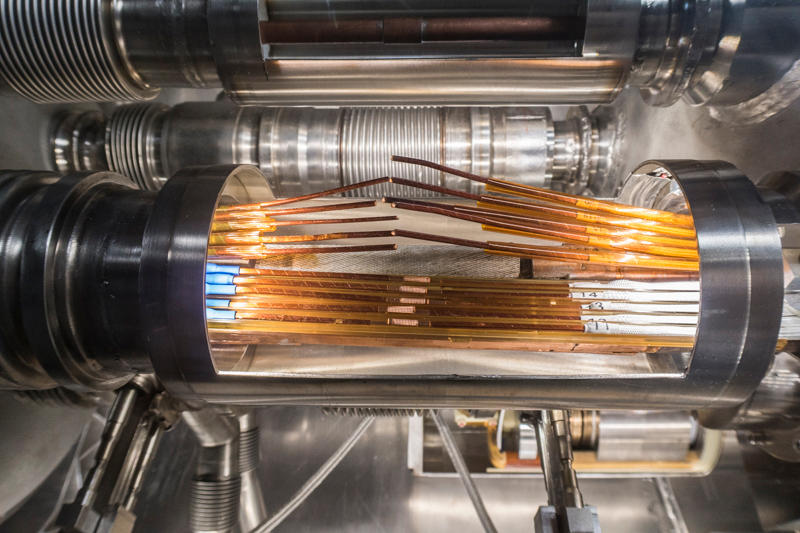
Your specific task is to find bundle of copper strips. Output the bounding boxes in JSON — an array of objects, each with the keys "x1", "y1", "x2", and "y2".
[
  {"x1": 209, "y1": 177, "x2": 398, "y2": 259},
  {"x1": 206, "y1": 264, "x2": 698, "y2": 353},
  {"x1": 205, "y1": 159, "x2": 705, "y2": 354},
  {"x1": 384, "y1": 156, "x2": 699, "y2": 273}
]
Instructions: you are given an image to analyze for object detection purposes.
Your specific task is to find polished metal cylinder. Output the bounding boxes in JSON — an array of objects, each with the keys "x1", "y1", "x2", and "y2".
[
  {"x1": 697, "y1": 352, "x2": 800, "y2": 431},
  {"x1": 0, "y1": 170, "x2": 156, "y2": 390},
  {"x1": 0, "y1": 165, "x2": 270, "y2": 391},
  {"x1": 52, "y1": 103, "x2": 615, "y2": 195},
  {"x1": 184, "y1": 409, "x2": 242, "y2": 533},
  {"x1": 535, "y1": 410, "x2": 583, "y2": 511},
  {"x1": 139, "y1": 162, "x2": 783, "y2": 410},
  {"x1": 596, "y1": 411, "x2": 695, "y2": 462},
  {"x1": 237, "y1": 412, "x2": 267, "y2": 532},
  {"x1": 0, "y1": 0, "x2": 158, "y2": 103},
  {"x1": 2, "y1": 0, "x2": 798, "y2": 107},
  {"x1": 0, "y1": 163, "x2": 787, "y2": 413},
  {"x1": 529, "y1": 410, "x2": 696, "y2": 461}
]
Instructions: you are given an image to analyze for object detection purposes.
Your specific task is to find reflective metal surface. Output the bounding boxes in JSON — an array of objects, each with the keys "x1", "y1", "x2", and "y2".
[
  {"x1": 0, "y1": 392, "x2": 92, "y2": 522},
  {"x1": 3, "y1": 0, "x2": 800, "y2": 107},
  {"x1": 2, "y1": 9, "x2": 800, "y2": 527},
  {"x1": 534, "y1": 410, "x2": 584, "y2": 510},
  {"x1": 51, "y1": 102, "x2": 617, "y2": 196},
  {"x1": 0, "y1": 0, "x2": 157, "y2": 102},
  {"x1": 121, "y1": 408, "x2": 781, "y2": 533},
  {"x1": 596, "y1": 411, "x2": 694, "y2": 462},
  {"x1": 251, "y1": 58, "x2": 625, "y2": 106}
]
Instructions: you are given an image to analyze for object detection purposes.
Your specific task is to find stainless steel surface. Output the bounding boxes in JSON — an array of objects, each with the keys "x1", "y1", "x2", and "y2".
[
  {"x1": 3, "y1": 1, "x2": 799, "y2": 107},
  {"x1": 518, "y1": 418, "x2": 539, "y2": 461},
  {"x1": 431, "y1": 410, "x2": 497, "y2": 533},
  {"x1": 0, "y1": 0, "x2": 157, "y2": 102},
  {"x1": 534, "y1": 410, "x2": 583, "y2": 511},
  {"x1": 0, "y1": 392, "x2": 92, "y2": 522},
  {"x1": 238, "y1": 411, "x2": 268, "y2": 532},
  {"x1": 251, "y1": 416, "x2": 375, "y2": 532},
  {"x1": 249, "y1": 58, "x2": 625, "y2": 106},
  {"x1": 2, "y1": 404, "x2": 782, "y2": 532},
  {"x1": 129, "y1": 408, "x2": 754, "y2": 533},
  {"x1": 183, "y1": 408, "x2": 241, "y2": 533},
  {"x1": 55, "y1": 376, "x2": 167, "y2": 533},
  {"x1": 596, "y1": 411, "x2": 694, "y2": 462},
  {"x1": 2, "y1": 10, "x2": 800, "y2": 531},
  {"x1": 51, "y1": 102, "x2": 616, "y2": 195},
  {"x1": 145, "y1": 163, "x2": 783, "y2": 411},
  {"x1": 700, "y1": 352, "x2": 800, "y2": 432},
  {"x1": 653, "y1": 477, "x2": 689, "y2": 533}
]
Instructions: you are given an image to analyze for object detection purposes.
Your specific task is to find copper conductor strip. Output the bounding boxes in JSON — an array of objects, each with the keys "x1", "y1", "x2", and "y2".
[
  {"x1": 217, "y1": 177, "x2": 391, "y2": 211},
  {"x1": 269, "y1": 215, "x2": 398, "y2": 226},
  {"x1": 232, "y1": 199, "x2": 377, "y2": 217},
  {"x1": 386, "y1": 197, "x2": 697, "y2": 259},
  {"x1": 391, "y1": 229, "x2": 698, "y2": 271},
  {"x1": 391, "y1": 155, "x2": 694, "y2": 227},
  {"x1": 209, "y1": 243, "x2": 398, "y2": 257}
]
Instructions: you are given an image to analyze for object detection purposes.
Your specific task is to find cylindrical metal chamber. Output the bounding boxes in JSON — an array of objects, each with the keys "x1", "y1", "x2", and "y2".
[
  {"x1": 0, "y1": 166, "x2": 270, "y2": 391},
  {"x1": 503, "y1": 410, "x2": 697, "y2": 462},
  {"x1": 51, "y1": 103, "x2": 616, "y2": 196},
  {"x1": 2, "y1": 0, "x2": 798, "y2": 108},
  {"x1": 0, "y1": 162, "x2": 788, "y2": 415}
]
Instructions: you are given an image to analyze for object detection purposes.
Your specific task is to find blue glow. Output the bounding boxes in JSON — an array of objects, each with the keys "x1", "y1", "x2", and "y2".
[
  {"x1": 206, "y1": 308, "x2": 236, "y2": 320},
  {"x1": 206, "y1": 263, "x2": 241, "y2": 275},
  {"x1": 205, "y1": 272, "x2": 236, "y2": 285},
  {"x1": 205, "y1": 283, "x2": 236, "y2": 295}
]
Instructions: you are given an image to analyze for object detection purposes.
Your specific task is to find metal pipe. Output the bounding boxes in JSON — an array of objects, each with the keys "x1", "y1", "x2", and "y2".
[
  {"x1": 55, "y1": 376, "x2": 167, "y2": 532},
  {"x1": 183, "y1": 408, "x2": 242, "y2": 533},
  {"x1": 0, "y1": 162, "x2": 787, "y2": 412},
  {"x1": 51, "y1": 103, "x2": 616, "y2": 195},
  {"x1": 430, "y1": 410, "x2": 497, "y2": 533},
  {"x1": 534, "y1": 410, "x2": 583, "y2": 512},
  {"x1": 238, "y1": 412, "x2": 268, "y2": 532},
  {"x1": 2, "y1": 0, "x2": 798, "y2": 108},
  {"x1": 595, "y1": 411, "x2": 695, "y2": 462},
  {"x1": 251, "y1": 416, "x2": 375, "y2": 533},
  {"x1": 248, "y1": 58, "x2": 626, "y2": 106}
]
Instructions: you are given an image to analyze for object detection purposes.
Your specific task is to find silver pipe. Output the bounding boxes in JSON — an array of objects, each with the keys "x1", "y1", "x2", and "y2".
[
  {"x1": 534, "y1": 410, "x2": 584, "y2": 512},
  {"x1": 654, "y1": 478, "x2": 690, "y2": 533},
  {"x1": 0, "y1": 0, "x2": 157, "y2": 103},
  {"x1": 3, "y1": 0, "x2": 798, "y2": 109},
  {"x1": 430, "y1": 410, "x2": 497, "y2": 533},
  {"x1": 248, "y1": 58, "x2": 626, "y2": 106},
  {"x1": 183, "y1": 408, "x2": 242, "y2": 533},
  {"x1": 251, "y1": 416, "x2": 375, "y2": 533},
  {"x1": 51, "y1": 102, "x2": 616, "y2": 195},
  {"x1": 55, "y1": 376, "x2": 166, "y2": 532},
  {"x1": 120, "y1": 416, "x2": 165, "y2": 511},
  {"x1": 596, "y1": 411, "x2": 695, "y2": 462},
  {"x1": 237, "y1": 412, "x2": 268, "y2": 532},
  {"x1": 0, "y1": 163, "x2": 784, "y2": 411}
]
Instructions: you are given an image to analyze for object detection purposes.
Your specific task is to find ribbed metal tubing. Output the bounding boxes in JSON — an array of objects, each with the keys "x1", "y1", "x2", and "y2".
[
  {"x1": 13, "y1": 388, "x2": 99, "y2": 408},
  {"x1": 106, "y1": 104, "x2": 168, "y2": 190},
  {"x1": 322, "y1": 407, "x2": 425, "y2": 417},
  {"x1": 341, "y1": 107, "x2": 443, "y2": 197},
  {"x1": 0, "y1": 0, "x2": 158, "y2": 103},
  {"x1": 238, "y1": 427, "x2": 260, "y2": 473},
  {"x1": 190, "y1": 477, "x2": 241, "y2": 533}
]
